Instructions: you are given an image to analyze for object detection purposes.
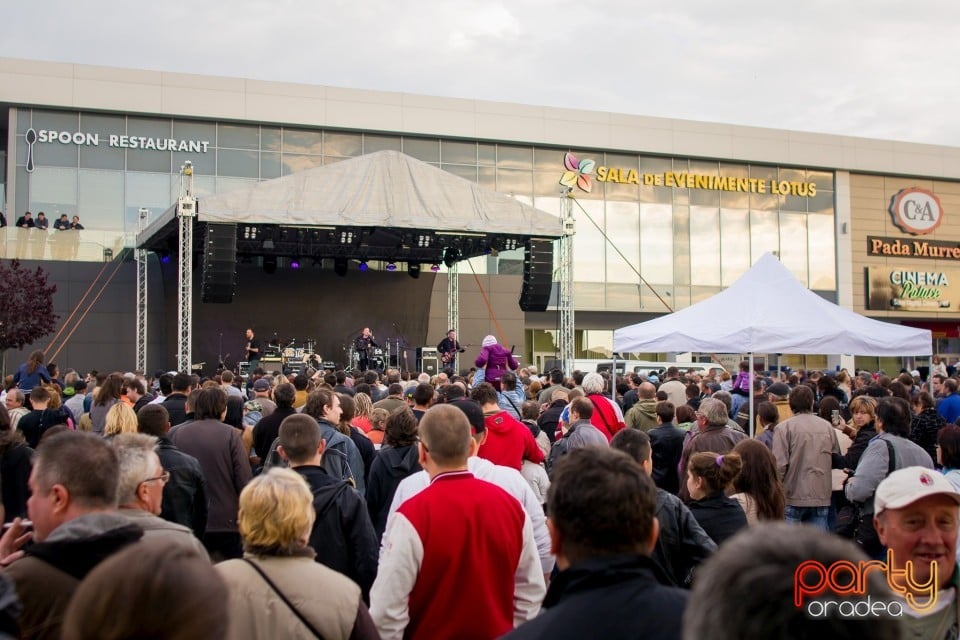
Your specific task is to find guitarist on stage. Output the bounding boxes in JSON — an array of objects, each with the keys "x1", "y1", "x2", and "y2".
[
  {"x1": 245, "y1": 328, "x2": 262, "y2": 369},
  {"x1": 437, "y1": 329, "x2": 465, "y2": 369}
]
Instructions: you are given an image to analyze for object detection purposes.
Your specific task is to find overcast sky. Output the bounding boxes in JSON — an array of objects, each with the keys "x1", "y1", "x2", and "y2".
[{"x1": 5, "y1": 0, "x2": 960, "y2": 147}]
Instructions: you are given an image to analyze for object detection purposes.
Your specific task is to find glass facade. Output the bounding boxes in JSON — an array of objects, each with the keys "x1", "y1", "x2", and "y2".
[{"x1": 7, "y1": 107, "x2": 837, "y2": 312}]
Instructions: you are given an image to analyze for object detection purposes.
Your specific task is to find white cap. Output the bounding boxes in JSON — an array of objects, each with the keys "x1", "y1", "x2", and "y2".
[{"x1": 874, "y1": 466, "x2": 960, "y2": 514}]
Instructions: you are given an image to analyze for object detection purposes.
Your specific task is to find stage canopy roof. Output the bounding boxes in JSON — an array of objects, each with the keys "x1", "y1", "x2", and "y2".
[
  {"x1": 613, "y1": 253, "x2": 932, "y2": 356},
  {"x1": 139, "y1": 150, "x2": 563, "y2": 263}
]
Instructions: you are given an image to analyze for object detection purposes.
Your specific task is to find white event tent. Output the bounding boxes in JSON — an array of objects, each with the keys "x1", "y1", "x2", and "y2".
[{"x1": 613, "y1": 253, "x2": 932, "y2": 434}]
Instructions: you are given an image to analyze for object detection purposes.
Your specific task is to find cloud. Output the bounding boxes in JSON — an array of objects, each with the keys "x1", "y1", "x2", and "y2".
[{"x1": 3, "y1": 0, "x2": 960, "y2": 146}]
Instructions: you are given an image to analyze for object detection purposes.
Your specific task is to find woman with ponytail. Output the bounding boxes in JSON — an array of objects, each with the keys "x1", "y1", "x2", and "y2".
[{"x1": 686, "y1": 451, "x2": 748, "y2": 545}]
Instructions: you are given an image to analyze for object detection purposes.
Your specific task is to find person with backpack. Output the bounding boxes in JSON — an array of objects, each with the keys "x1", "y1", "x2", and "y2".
[
  {"x1": 845, "y1": 397, "x2": 934, "y2": 557},
  {"x1": 16, "y1": 385, "x2": 74, "y2": 448},
  {"x1": 277, "y1": 414, "x2": 378, "y2": 604}
]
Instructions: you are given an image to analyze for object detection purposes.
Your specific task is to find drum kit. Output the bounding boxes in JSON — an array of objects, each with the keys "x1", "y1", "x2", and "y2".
[
  {"x1": 345, "y1": 340, "x2": 403, "y2": 372},
  {"x1": 238, "y1": 338, "x2": 322, "y2": 377}
]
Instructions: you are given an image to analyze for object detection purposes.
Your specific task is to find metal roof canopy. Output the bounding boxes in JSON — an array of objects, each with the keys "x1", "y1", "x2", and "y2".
[{"x1": 138, "y1": 150, "x2": 564, "y2": 257}]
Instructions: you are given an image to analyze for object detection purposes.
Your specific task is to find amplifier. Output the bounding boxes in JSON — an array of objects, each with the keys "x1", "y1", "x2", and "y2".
[
  {"x1": 261, "y1": 356, "x2": 283, "y2": 373},
  {"x1": 417, "y1": 347, "x2": 438, "y2": 376},
  {"x1": 286, "y1": 361, "x2": 306, "y2": 376}
]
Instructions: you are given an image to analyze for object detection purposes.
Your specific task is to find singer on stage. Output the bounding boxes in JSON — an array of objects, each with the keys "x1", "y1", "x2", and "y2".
[
  {"x1": 354, "y1": 327, "x2": 379, "y2": 372},
  {"x1": 245, "y1": 328, "x2": 262, "y2": 369}
]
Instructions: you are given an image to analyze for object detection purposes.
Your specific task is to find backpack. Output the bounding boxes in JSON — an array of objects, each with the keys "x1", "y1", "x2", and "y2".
[
  {"x1": 261, "y1": 433, "x2": 356, "y2": 488},
  {"x1": 546, "y1": 434, "x2": 570, "y2": 477}
]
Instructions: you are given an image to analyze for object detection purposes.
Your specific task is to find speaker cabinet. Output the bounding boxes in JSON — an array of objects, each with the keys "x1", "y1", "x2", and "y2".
[
  {"x1": 201, "y1": 223, "x2": 237, "y2": 303},
  {"x1": 519, "y1": 239, "x2": 553, "y2": 312},
  {"x1": 417, "y1": 347, "x2": 439, "y2": 376}
]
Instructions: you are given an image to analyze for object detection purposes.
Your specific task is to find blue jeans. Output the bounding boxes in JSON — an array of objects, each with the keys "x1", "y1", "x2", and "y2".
[{"x1": 784, "y1": 505, "x2": 831, "y2": 531}]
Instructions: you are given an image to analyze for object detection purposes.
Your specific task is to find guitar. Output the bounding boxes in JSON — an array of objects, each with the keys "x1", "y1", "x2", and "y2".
[{"x1": 440, "y1": 343, "x2": 472, "y2": 364}]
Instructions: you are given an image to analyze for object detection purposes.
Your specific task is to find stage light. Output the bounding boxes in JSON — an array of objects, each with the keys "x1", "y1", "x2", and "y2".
[
  {"x1": 334, "y1": 257, "x2": 347, "y2": 277},
  {"x1": 443, "y1": 248, "x2": 459, "y2": 268},
  {"x1": 263, "y1": 256, "x2": 277, "y2": 274},
  {"x1": 159, "y1": 252, "x2": 171, "y2": 264},
  {"x1": 386, "y1": 262, "x2": 397, "y2": 272},
  {"x1": 358, "y1": 261, "x2": 369, "y2": 272},
  {"x1": 430, "y1": 263, "x2": 440, "y2": 272},
  {"x1": 408, "y1": 263, "x2": 421, "y2": 279},
  {"x1": 290, "y1": 258, "x2": 301, "y2": 269}
]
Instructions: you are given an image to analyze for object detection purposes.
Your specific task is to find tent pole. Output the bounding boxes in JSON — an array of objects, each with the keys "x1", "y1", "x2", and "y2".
[
  {"x1": 748, "y1": 352, "x2": 755, "y2": 438},
  {"x1": 611, "y1": 353, "x2": 617, "y2": 403}
]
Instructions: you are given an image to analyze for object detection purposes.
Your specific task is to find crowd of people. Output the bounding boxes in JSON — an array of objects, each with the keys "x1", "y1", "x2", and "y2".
[{"x1": 0, "y1": 349, "x2": 957, "y2": 638}]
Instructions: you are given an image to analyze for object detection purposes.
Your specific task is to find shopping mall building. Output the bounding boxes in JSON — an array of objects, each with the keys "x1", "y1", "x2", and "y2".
[{"x1": 1, "y1": 57, "x2": 959, "y2": 375}]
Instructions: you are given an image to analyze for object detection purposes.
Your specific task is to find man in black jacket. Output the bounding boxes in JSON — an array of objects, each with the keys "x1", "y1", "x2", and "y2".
[
  {"x1": 504, "y1": 446, "x2": 687, "y2": 640},
  {"x1": 648, "y1": 402, "x2": 687, "y2": 495},
  {"x1": 611, "y1": 428, "x2": 716, "y2": 588},
  {"x1": 161, "y1": 372, "x2": 192, "y2": 427},
  {"x1": 537, "y1": 387, "x2": 568, "y2": 444},
  {"x1": 251, "y1": 382, "x2": 298, "y2": 462},
  {"x1": 137, "y1": 404, "x2": 208, "y2": 539},
  {"x1": 277, "y1": 413, "x2": 378, "y2": 603}
]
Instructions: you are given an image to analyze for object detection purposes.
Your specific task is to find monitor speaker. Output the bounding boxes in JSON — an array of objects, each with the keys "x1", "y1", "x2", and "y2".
[
  {"x1": 519, "y1": 239, "x2": 553, "y2": 312},
  {"x1": 201, "y1": 223, "x2": 237, "y2": 303}
]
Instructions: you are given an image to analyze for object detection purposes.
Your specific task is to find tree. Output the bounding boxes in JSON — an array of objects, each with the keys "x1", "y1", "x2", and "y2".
[{"x1": 0, "y1": 260, "x2": 59, "y2": 362}]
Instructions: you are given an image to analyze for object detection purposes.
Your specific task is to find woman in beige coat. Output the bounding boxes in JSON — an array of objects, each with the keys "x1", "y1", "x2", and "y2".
[{"x1": 217, "y1": 468, "x2": 379, "y2": 640}]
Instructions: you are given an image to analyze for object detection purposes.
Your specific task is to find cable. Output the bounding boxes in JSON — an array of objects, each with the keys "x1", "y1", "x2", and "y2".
[
  {"x1": 570, "y1": 197, "x2": 674, "y2": 314},
  {"x1": 465, "y1": 259, "x2": 510, "y2": 346},
  {"x1": 47, "y1": 249, "x2": 131, "y2": 363},
  {"x1": 43, "y1": 258, "x2": 112, "y2": 358}
]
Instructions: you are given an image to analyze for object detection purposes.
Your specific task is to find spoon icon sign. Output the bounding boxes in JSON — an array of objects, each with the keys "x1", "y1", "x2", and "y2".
[{"x1": 25, "y1": 128, "x2": 36, "y2": 173}]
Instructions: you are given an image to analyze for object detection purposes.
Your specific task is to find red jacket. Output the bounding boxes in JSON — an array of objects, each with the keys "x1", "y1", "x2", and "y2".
[
  {"x1": 479, "y1": 410, "x2": 545, "y2": 470},
  {"x1": 587, "y1": 394, "x2": 626, "y2": 442}
]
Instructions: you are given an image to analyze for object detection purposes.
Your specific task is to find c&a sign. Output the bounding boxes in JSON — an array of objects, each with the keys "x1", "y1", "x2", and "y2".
[{"x1": 889, "y1": 188, "x2": 943, "y2": 235}]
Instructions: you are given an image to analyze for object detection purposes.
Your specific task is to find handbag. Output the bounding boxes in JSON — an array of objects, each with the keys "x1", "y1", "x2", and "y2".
[
  {"x1": 244, "y1": 559, "x2": 326, "y2": 639},
  {"x1": 839, "y1": 439, "x2": 896, "y2": 542}
]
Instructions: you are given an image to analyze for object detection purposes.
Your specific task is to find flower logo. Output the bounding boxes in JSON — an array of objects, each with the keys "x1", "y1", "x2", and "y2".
[
  {"x1": 559, "y1": 152, "x2": 595, "y2": 193},
  {"x1": 920, "y1": 472, "x2": 934, "y2": 486}
]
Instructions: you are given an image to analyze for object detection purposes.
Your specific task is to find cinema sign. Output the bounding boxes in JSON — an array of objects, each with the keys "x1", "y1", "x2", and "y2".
[{"x1": 866, "y1": 266, "x2": 959, "y2": 312}]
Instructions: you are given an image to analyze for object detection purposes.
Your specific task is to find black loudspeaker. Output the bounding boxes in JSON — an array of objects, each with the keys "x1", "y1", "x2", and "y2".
[
  {"x1": 201, "y1": 224, "x2": 237, "y2": 303},
  {"x1": 519, "y1": 239, "x2": 553, "y2": 312},
  {"x1": 417, "y1": 347, "x2": 439, "y2": 376}
]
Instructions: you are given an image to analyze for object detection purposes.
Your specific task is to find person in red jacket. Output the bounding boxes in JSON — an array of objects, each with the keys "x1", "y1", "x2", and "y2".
[
  {"x1": 471, "y1": 383, "x2": 544, "y2": 471},
  {"x1": 370, "y1": 404, "x2": 545, "y2": 639},
  {"x1": 582, "y1": 372, "x2": 626, "y2": 441}
]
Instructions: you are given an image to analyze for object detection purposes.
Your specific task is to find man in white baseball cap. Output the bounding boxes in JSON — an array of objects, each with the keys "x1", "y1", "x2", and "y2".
[{"x1": 875, "y1": 466, "x2": 960, "y2": 638}]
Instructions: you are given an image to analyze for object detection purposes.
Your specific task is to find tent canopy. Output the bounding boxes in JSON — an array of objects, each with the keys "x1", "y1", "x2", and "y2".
[
  {"x1": 613, "y1": 253, "x2": 931, "y2": 356},
  {"x1": 139, "y1": 150, "x2": 562, "y2": 253}
]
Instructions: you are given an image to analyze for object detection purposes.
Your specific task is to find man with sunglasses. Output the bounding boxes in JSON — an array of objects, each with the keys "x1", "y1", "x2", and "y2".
[{"x1": 112, "y1": 433, "x2": 208, "y2": 558}]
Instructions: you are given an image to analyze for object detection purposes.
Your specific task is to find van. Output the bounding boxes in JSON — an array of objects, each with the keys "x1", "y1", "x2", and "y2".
[
  {"x1": 568, "y1": 359, "x2": 725, "y2": 378},
  {"x1": 630, "y1": 361, "x2": 727, "y2": 378}
]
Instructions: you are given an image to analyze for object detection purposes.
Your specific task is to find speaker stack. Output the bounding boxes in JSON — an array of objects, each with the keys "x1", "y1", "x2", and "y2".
[
  {"x1": 519, "y1": 239, "x2": 553, "y2": 312},
  {"x1": 417, "y1": 347, "x2": 439, "y2": 376},
  {"x1": 201, "y1": 223, "x2": 238, "y2": 303}
]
